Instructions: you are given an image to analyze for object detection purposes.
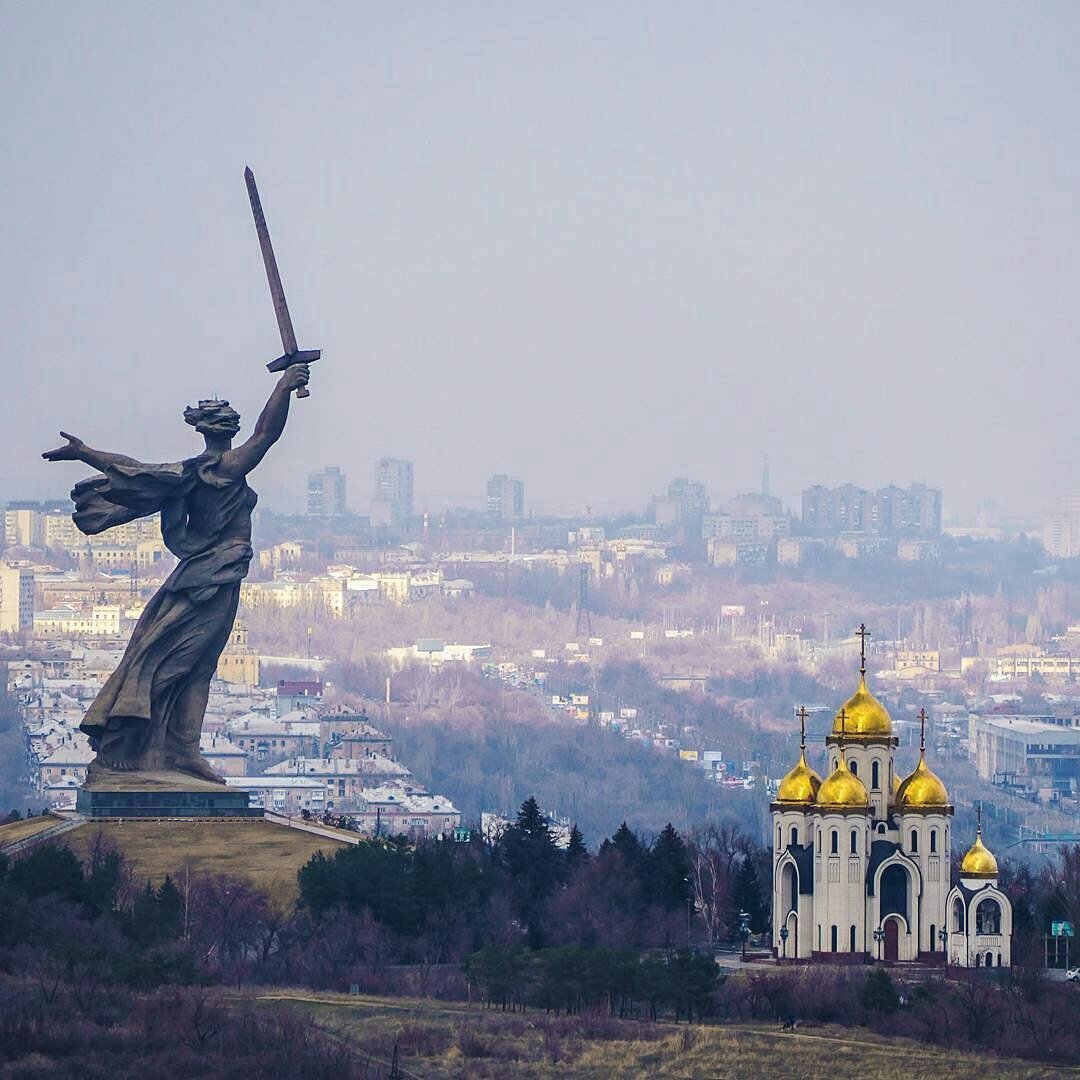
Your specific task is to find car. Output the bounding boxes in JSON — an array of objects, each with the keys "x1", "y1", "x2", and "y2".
[{"x1": 1065, "y1": 968, "x2": 1080, "y2": 982}]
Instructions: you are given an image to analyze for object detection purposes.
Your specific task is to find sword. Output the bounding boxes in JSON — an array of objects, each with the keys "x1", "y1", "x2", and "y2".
[{"x1": 244, "y1": 166, "x2": 319, "y2": 398}]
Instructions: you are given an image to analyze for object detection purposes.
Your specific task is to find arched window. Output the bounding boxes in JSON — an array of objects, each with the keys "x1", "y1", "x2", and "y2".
[
  {"x1": 850, "y1": 760, "x2": 858, "y2": 777},
  {"x1": 777, "y1": 824, "x2": 782, "y2": 850},
  {"x1": 872, "y1": 760, "x2": 880, "y2": 790},
  {"x1": 790, "y1": 825, "x2": 799, "y2": 846},
  {"x1": 817, "y1": 828, "x2": 821, "y2": 848},
  {"x1": 986, "y1": 951, "x2": 994, "y2": 968},
  {"x1": 929, "y1": 923, "x2": 936, "y2": 951},
  {"x1": 781, "y1": 862, "x2": 799, "y2": 918},
  {"x1": 910, "y1": 829, "x2": 918, "y2": 853},
  {"x1": 930, "y1": 828, "x2": 938, "y2": 854},
  {"x1": 850, "y1": 829, "x2": 858, "y2": 854},
  {"x1": 831, "y1": 925, "x2": 838, "y2": 952},
  {"x1": 976, "y1": 898, "x2": 1002, "y2": 935},
  {"x1": 877, "y1": 822, "x2": 887, "y2": 835},
  {"x1": 830, "y1": 829, "x2": 838, "y2": 854},
  {"x1": 850, "y1": 924, "x2": 857, "y2": 952}
]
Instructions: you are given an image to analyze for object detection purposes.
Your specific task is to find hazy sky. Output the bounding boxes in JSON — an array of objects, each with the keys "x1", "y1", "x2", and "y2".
[{"x1": 3, "y1": 3, "x2": 1078, "y2": 518}]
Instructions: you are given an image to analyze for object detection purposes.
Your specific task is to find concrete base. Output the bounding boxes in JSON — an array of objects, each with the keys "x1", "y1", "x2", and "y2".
[{"x1": 77, "y1": 773, "x2": 261, "y2": 818}]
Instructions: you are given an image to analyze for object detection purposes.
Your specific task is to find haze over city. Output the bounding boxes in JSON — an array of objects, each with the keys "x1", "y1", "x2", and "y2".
[{"x1": 4, "y1": 3, "x2": 1079, "y2": 517}]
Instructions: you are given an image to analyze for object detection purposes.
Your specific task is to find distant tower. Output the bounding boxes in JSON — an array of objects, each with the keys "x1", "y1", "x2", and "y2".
[
  {"x1": 762, "y1": 454, "x2": 771, "y2": 498},
  {"x1": 575, "y1": 564, "x2": 593, "y2": 638}
]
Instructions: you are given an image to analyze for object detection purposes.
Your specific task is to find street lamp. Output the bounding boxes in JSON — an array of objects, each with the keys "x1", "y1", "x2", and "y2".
[
  {"x1": 873, "y1": 925, "x2": 885, "y2": 961},
  {"x1": 779, "y1": 925, "x2": 789, "y2": 959},
  {"x1": 739, "y1": 910, "x2": 751, "y2": 960},
  {"x1": 684, "y1": 876, "x2": 692, "y2": 948},
  {"x1": 939, "y1": 926, "x2": 948, "y2": 962}
]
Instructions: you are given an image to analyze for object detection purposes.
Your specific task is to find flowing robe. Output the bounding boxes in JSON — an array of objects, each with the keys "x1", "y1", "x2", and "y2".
[{"x1": 71, "y1": 454, "x2": 256, "y2": 767}]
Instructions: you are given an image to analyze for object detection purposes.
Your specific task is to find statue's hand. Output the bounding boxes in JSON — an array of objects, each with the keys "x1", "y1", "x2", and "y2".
[
  {"x1": 42, "y1": 431, "x2": 86, "y2": 463},
  {"x1": 278, "y1": 363, "x2": 310, "y2": 394}
]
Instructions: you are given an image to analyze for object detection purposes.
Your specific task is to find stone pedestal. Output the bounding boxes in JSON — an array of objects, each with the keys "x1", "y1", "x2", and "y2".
[{"x1": 75, "y1": 770, "x2": 262, "y2": 819}]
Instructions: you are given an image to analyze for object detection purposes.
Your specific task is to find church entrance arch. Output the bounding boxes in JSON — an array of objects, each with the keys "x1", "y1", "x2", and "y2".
[
  {"x1": 883, "y1": 917, "x2": 900, "y2": 962},
  {"x1": 880, "y1": 865, "x2": 909, "y2": 923}
]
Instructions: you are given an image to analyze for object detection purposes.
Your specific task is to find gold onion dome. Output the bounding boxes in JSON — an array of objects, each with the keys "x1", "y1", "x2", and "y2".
[
  {"x1": 961, "y1": 832, "x2": 999, "y2": 879},
  {"x1": 830, "y1": 676, "x2": 893, "y2": 740},
  {"x1": 816, "y1": 755, "x2": 869, "y2": 811},
  {"x1": 776, "y1": 752, "x2": 822, "y2": 805},
  {"x1": 896, "y1": 755, "x2": 950, "y2": 811}
]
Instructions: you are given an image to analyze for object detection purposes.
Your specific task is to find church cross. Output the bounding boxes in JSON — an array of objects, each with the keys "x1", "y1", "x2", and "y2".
[
  {"x1": 918, "y1": 707, "x2": 927, "y2": 754},
  {"x1": 856, "y1": 622, "x2": 870, "y2": 677},
  {"x1": 797, "y1": 705, "x2": 808, "y2": 753}
]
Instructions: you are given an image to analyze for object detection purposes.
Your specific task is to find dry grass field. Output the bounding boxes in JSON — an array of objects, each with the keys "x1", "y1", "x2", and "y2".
[
  {"x1": 63, "y1": 818, "x2": 347, "y2": 896},
  {"x1": 251, "y1": 990, "x2": 1075, "y2": 1079},
  {"x1": 0, "y1": 812, "x2": 69, "y2": 848}
]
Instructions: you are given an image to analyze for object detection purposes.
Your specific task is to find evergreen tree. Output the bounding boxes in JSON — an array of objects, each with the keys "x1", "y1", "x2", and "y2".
[
  {"x1": 858, "y1": 968, "x2": 899, "y2": 1013},
  {"x1": 730, "y1": 853, "x2": 765, "y2": 932},
  {"x1": 129, "y1": 881, "x2": 160, "y2": 945},
  {"x1": 500, "y1": 796, "x2": 563, "y2": 947},
  {"x1": 566, "y1": 825, "x2": 588, "y2": 867},
  {"x1": 157, "y1": 875, "x2": 183, "y2": 940},
  {"x1": 8, "y1": 843, "x2": 83, "y2": 903},
  {"x1": 648, "y1": 823, "x2": 691, "y2": 911},
  {"x1": 604, "y1": 822, "x2": 646, "y2": 877}
]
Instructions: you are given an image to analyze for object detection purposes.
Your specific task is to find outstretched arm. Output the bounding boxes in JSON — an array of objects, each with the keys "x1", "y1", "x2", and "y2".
[
  {"x1": 42, "y1": 432, "x2": 144, "y2": 472},
  {"x1": 219, "y1": 363, "x2": 309, "y2": 479}
]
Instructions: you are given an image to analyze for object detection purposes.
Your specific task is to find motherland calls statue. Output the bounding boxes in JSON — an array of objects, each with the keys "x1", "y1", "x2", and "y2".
[
  {"x1": 43, "y1": 365, "x2": 310, "y2": 782},
  {"x1": 42, "y1": 168, "x2": 318, "y2": 792}
]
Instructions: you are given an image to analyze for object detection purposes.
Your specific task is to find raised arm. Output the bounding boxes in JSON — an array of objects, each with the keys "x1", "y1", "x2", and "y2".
[
  {"x1": 42, "y1": 432, "x2": 144, "y2": 472},
  {"x1": 219, "y1": 363, "x2": 309, "y2": 479}
]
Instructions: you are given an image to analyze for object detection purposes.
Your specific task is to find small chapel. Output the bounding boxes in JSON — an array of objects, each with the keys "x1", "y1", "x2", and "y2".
[{"x1": 770, "y1": 629, "x2": 1012, "y2": 967}]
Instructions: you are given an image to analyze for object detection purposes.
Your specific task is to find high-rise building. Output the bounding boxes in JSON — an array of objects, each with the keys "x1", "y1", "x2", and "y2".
[
  {"x1": 307, "y1": 466, "x2": 347, "y2": 517},
  {"x1": 801, "y1": 483, "x2": 941, "y2": 538},
  {"x1": 486, "y1": 474, "x2": 525, "y2": 520},
  {"x1": 0, "y1": 563, "x2": 34, "y2": 633},
  {"x1": 373, "y1": 458, "x2": 414, "y2": 526},
  {"x1": 1043, "y1": 494, "x2": 1080, "y2": 559},
  {"x1": 4, "y1": 502, "x2": 43, "y2": 549},
  {"x1": 652, "y1": 477, "x2": 707, "y2": 528}
]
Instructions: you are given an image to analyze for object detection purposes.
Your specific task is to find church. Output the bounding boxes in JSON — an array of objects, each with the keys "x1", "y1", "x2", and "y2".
[{"x1": 770, "y1": 636, "x2": 1012, "y2": 967}]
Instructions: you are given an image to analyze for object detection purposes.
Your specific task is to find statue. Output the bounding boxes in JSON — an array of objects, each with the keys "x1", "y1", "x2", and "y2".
[{"x1": 42, "y1": 364, "x2": 310, "y2": 782}]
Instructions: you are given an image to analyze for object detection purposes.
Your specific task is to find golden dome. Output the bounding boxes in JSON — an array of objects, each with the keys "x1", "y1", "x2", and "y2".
[
  {"x1": 830, "y1": 677, "x2": 893, "y2": 740},
  {"x1": 896, "y1": 755, "x2": 950, "y2": 811},
  {"x1": 816, "y1": 755, "x2": 869, "y2": 811},
  {"x1": 776, "y1": 752, "x2": 822, "y2": 805},
  {"x1": 961, "y1": 833, "x2": 998, "y2": 878}
]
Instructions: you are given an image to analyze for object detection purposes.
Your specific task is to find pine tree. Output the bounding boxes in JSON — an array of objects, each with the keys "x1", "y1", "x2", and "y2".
[
  {"x1": 566, "y1": 825, "x2": 587, "y2": 867},
  {"x1": 730, "y1": 853, "x2": 765, "y2": 932},
  {"x1": 606, "y1": 822, "x2": 646, "y2": 875},
  {"x1": 157, "y1": 874, "x2": 183, "y2": 940},
  {"x1": 500, "y1": 796, "x2": 564, "y2": 946},
  {"x1": 129, "y1": 881, "x2": 160, "y2": 945},
  {"x1": 649, "y1": 823, "x2": 691, "y2": 911}
]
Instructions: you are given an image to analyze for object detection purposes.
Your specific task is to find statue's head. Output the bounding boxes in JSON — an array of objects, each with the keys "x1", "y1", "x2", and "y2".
[{"x1": 184, "y1": 399, "x2": 241, "y2": 439}]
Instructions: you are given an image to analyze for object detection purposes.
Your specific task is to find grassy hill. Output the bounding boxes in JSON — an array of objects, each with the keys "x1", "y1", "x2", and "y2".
[{"x1": 62, "y1": 818, "x2": 348, "y2": 897}]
